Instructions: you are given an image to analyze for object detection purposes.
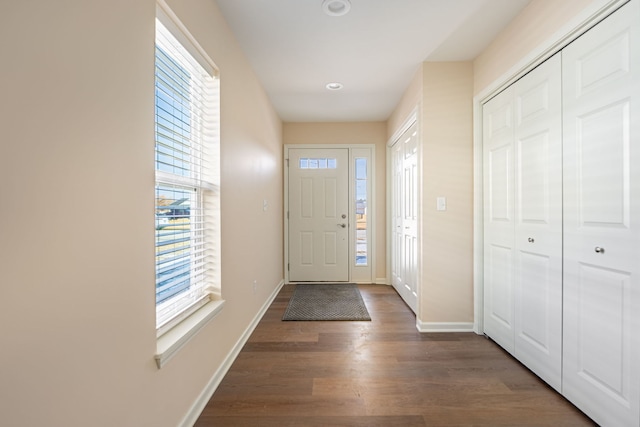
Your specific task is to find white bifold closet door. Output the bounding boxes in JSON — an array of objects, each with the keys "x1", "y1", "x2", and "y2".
[
  {"x1": 483, "y1": 82, "x2": 516, "y2": 354},
  {"x1": 562, "y1": 2, "x2": 640, "y2": 426},
  {"x1": 483, "y1": 53, "x2": 563, "y2": 391}
]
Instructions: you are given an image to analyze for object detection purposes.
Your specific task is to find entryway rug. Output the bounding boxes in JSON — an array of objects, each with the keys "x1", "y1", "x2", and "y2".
[{"x1": 282, "y1": 283, "x2": 371, "y2": 321}]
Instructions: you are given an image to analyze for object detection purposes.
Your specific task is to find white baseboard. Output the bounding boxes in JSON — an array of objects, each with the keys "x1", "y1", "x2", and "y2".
[
  {"x1": 375, "y1": 277, "x2": 388, "y2": 285},
  {"x1": 179, "y1": 279, "x2": 285, "y2": 427},
  {"x1": 416, "y1": 320, "x2": 475, "y2": 333}
]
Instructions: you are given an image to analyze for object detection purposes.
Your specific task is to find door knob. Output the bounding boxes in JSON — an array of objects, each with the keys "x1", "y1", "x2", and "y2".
[
  {"x1": 528, "y1": 237, "x2": 535, "y2": 243},
  {"x1": 338, "y1": 223, "x2": 346, "y2": 228},
  {"x1": 595, "y1": 246, "x2": 605, "y2": 253}
]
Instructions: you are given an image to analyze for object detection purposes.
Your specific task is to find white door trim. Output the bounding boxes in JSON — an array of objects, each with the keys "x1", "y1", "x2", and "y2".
[
  {"x1": 473, "y1": 0, "x2": 629, "y2": 334},
  {"x1": 284, "y1": 144, "x2": 376, "y2": 284}
]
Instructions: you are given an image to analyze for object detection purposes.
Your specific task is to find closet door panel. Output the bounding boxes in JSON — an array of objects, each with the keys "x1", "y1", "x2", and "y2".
[
  {"x1": 562, "y1": 2, "x2": 640, "y2": 426},
  {"x1": 518, "y1": 251, "x2": 552, "y2": 345},
  {"x1": 483, "y1": 87, "x2": 516, "y2": 354},
  {"x1": 486, "y1": 243, "x2": 513, "y2": 327},
  {"x1": 578, "y1": 102, "x2": 629, "y2": 227},
  {"x1": 513, "y1": 54, "x2": 563, "y2": 391},
  {"x1": 518, "y1": 132, "x2": 549, "y2": 222},
  {"x1": 574, "y1": 263, "x2": 631, "y2": 391}
]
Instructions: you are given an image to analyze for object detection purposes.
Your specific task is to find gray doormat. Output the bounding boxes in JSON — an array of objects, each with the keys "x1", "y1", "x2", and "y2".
[{"x1": 282, "y1": 283, "x2": 371, "y2": 321}]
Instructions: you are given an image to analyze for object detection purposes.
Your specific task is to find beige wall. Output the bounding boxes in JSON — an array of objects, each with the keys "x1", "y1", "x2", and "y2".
[
  {"x1": 387, "y1": 62, "x2": 474, "y2": 324},
  {"x1": 283, "y1": 122, "x2": 387, "y2": 281},
  {"x1": 473, "y1": 0, "x2": 595, "y2": 94},
  {"x1": 0, "y1": 1, "x2": 283, "y2": 426},
  {"x1": 420, "y1": 62, "x2": 474, "y2": 323},
  {"x1": 387, "y1": 62, "x2": 473, "y2": 327}
]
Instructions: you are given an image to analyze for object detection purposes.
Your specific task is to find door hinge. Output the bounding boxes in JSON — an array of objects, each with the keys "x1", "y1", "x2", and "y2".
[
  {"x1": 287, "y1": 263, "x2": 290, "y2": 271},
  {"x1": 287, "y1": 211, "x2": 289, "y2": 219},
  {"x1": 286, "y1": 158, "x2": 289, "y2": 167}
]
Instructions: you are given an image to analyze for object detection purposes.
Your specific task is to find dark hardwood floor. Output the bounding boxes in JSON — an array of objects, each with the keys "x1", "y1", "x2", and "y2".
[{"x1": 195, "y1": 284, "x2": 595, "y2": 426}]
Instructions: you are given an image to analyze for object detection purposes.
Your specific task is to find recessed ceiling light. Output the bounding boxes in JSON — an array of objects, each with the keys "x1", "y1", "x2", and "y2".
[
  {"x1": 326, "y1": 82, "x2": 344, "y2": 90},
  {"x1": 322, "y1": 0, "x2": 351, "y2": 17}
]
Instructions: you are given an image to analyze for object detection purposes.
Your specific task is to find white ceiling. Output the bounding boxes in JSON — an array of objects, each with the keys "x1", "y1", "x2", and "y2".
[{"x1": 215, "y1": 0, "x2": 531, "y2": 122}]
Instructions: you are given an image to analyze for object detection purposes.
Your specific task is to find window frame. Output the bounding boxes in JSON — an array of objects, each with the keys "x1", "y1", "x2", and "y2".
[{"x1": 154, "y1": 1, "x2": 223, "y2": 369}]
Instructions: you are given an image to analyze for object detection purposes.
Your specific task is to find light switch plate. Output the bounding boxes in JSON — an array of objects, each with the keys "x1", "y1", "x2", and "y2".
[{"x1": 437, "y1": 196, "x2": 446, "y2": 211}]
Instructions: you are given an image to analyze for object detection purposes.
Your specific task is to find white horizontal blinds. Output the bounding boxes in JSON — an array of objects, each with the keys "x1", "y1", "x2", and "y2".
[
  {"x1": 155, "y1": 18, "x2": 220, "y2": 333},
  {"x1": 155, "y1": 20, "x2": 217, "y2": 187}
]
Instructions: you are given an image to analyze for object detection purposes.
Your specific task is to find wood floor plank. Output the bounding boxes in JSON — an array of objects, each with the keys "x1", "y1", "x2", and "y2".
[
  {"x1": 195, "y1": 415, "x2": 426, "y2": 427},
  {"x1": 194, "y1": 284, "x2": 596, "y2": 426}
]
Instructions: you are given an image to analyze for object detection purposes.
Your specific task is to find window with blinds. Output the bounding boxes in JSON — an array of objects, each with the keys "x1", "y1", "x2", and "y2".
[{"x1": 155, "y1": 16, "x2": 220, "y2": 335}]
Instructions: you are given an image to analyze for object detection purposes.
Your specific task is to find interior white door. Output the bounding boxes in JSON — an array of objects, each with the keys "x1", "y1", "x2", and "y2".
[
  {"x1": 288, "y1": 148, "x2": 349, "y2": 282},
  {"x1": 483, "y1": 85, "x2": 516, "y2": 354},
  {"x1": 391, "y1": 139, "x2": 404, "y2": 292},
  {"x1": 562, "y1": 2, "x2": 640, "y2": 426},
  {"x1": 402, "y1": 124, "x2": 419, "y2": 312},
  {"x1": 513, "y1": 53, "x2": 562, "y2": 392},
  {"x1": 391, "y1": 122, "x2": 418, "y2": 313},
  {"x1": 483, "y1": 55, "x2": 563, "y2": 390}
]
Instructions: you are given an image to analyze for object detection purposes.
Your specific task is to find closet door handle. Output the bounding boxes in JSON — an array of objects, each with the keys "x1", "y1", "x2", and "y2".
[
  {"x1": 595, "y1": 246, "x2": 605, "y2": 253},
  {"x1": 528, "y1": 237, "x2": 535, "y2": 243}
]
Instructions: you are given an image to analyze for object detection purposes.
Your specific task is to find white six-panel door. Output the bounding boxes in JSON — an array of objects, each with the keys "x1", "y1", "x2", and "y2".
[
  {"x1": 513, "y1": 54, "x2": 563, "y2": 392},
  {"x1": 483, "y1": 85, "x2": 517, "y2": 354},
  {"x1": 391, "y1": 138, "x2": 405, "y2": 295},
  {"x1": 562, "y1": 2, "x2": 640, "y2": 425},
  {"x1": 391, "y1": 122, "x2": 418, "y2": 313},
  {"x1": 288, "y1": 148, "x2": 349, "y2": 282},
  {"x1": 483, "y1": 54, "x2": 563, "y2": 392}
]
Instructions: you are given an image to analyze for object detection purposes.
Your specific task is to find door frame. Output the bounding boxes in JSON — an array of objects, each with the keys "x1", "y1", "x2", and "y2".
[
  {"x1": 284, "y1": 144, "x2": 376, "y2": 284},
  {"x1": 472, "y1": 0, "x2": 629, "y2": 333}
]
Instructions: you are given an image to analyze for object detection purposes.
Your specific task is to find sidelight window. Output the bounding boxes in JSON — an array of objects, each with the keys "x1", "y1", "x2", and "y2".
[{"x1": 355, "y1": 157, "x2": 368, "y2": 266}]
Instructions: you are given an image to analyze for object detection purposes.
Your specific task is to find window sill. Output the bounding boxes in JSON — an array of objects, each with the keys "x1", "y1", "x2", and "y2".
[{"x1": 155, "y1": 299, "x2": 225, "y2": 369}]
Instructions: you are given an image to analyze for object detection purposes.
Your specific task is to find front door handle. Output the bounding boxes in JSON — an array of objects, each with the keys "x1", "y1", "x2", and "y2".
[{"x1": 338, "y1": 223, "x2": 346, "y2": 228}]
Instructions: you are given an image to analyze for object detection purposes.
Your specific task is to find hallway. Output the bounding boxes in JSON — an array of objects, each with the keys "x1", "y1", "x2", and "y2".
[{"x1": 195, "y1": 285, "x2": 594, "y2": 426}]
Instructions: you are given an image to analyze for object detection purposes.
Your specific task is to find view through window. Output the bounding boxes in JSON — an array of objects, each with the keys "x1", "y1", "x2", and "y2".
[
  {"x1": 154, "y1": 17, "x2": 219, "y2": 332},
  {"x1": 355, "y1": 158, "x2": 367, "y2": 266}
]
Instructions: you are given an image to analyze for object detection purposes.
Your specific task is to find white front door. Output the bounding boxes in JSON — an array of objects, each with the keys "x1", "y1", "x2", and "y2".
[
  {"x1": 288, "y1": 148, "x2": 349, "y2": 282},
  {"x1": 391, "y1": 122, "x2": 418, "y2": 313},
  {"x1": 562, "y1": 2, "x2": 640, "y2": 426}
]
